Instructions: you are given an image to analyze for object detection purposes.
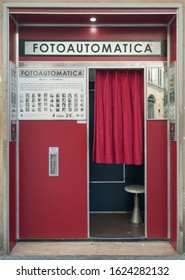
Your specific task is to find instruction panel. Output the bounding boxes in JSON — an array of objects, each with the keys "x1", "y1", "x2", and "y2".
[{"x1": 18, "y1": 68, "x2": 86, "y2": 120}]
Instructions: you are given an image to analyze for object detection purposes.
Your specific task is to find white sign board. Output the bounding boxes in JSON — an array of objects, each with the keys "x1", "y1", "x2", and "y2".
[
  {"x1": 21, "y1": 40, "x2": 162, "y2": 56},
  {"x1": 18, "y1": 68, "x2": 86, "y2": 120}
]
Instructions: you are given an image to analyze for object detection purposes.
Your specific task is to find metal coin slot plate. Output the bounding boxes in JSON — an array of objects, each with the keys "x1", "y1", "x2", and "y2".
[{"x1": 49, "y1": 147, "x2": 59, "y2": 176}]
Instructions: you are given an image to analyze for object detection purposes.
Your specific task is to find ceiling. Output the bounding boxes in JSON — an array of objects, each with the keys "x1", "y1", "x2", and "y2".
[{"x1": 10, "y1": 8, "x2": 177, "y2": 25}]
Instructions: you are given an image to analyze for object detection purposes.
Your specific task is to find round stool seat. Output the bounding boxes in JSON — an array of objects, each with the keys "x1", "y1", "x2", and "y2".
[
  {"x1": 124, "y1": 185, "x2": 144, "y2": 225},
  {"x1": 125, "y1": 185, "x2": 144, "y2": 194}
]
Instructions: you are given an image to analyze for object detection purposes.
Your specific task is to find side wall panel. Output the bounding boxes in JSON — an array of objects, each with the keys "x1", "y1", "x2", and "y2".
[
  {"x1": 170, "y1": 141, "x2": 177, "y2": 249},
  {"x1": 170, "y1": 18, "x2": 177, "y2": 250},
  {"x1": 9, "y1": 18, "x2": 17, "y2": 250},
  {"x1": 147, "y1": 121, "x2": 168, "y2": 238},
  {"x1": 9, "y1": 142, "x2": 16, "y2": 250}
]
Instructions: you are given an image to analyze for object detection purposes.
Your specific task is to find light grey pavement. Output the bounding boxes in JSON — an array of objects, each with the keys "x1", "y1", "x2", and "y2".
[{"x1": 0, "y1": 253, "x2": 185, "y2": 260}]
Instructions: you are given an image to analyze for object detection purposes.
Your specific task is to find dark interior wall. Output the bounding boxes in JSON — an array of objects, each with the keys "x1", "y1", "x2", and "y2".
[{"x1": 89, "y1": 165, "x2": 144, "y2": 212}]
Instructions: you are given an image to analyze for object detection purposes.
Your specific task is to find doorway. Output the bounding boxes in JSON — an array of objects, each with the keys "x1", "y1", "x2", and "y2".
[{"x1": 88, "y1": 68, "x2": 145, "y2": 239}]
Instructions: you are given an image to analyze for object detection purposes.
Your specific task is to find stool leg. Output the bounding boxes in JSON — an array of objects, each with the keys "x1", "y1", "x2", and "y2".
[{"x1": 131, "y1": 193, "x2": 142, "y2": 224}]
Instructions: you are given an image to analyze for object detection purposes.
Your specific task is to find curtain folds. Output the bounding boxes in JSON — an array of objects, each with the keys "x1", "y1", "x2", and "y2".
[{"x1": 93, "y1": 69, "x2": 144, "y2": 165}]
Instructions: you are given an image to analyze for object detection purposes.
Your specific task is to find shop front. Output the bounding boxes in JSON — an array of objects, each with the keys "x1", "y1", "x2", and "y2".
[{"x1": 2, "y1": 3, "x2": 184, "y2": 254}]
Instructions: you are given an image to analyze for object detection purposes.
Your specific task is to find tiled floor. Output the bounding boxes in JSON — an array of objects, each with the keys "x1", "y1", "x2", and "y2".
[{"x1": 90, "y1": 213, "x2": 144, "y2": 238}]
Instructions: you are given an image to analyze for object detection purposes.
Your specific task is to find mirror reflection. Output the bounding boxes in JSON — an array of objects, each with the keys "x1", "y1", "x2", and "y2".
[{"x1": 147, "y1": 67, "x2": 168, "y2": 119}]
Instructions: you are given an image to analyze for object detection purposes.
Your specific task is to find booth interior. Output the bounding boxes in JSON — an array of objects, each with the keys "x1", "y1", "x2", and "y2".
[
  {"x1": 7, "y1": 7, "x2": 178, "y2": 250},
  {"x1": 89, "y1": 69, "x2": 145, "y2": 238}
]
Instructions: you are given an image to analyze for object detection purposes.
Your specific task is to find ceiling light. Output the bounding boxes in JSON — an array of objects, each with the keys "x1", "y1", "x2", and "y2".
[{"x1": 90, "y1": 17, "x2": 96, "y2": 23}]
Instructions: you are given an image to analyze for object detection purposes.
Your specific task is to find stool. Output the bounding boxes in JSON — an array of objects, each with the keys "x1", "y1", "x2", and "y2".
[{"x1": 124, "y1": 185, "x2": 144, "y2": 224}]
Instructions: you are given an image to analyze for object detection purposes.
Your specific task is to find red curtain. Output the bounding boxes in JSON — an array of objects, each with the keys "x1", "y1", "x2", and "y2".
[{"x1": 93, "y1": 69, "x2": 144, "y2": 165}]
